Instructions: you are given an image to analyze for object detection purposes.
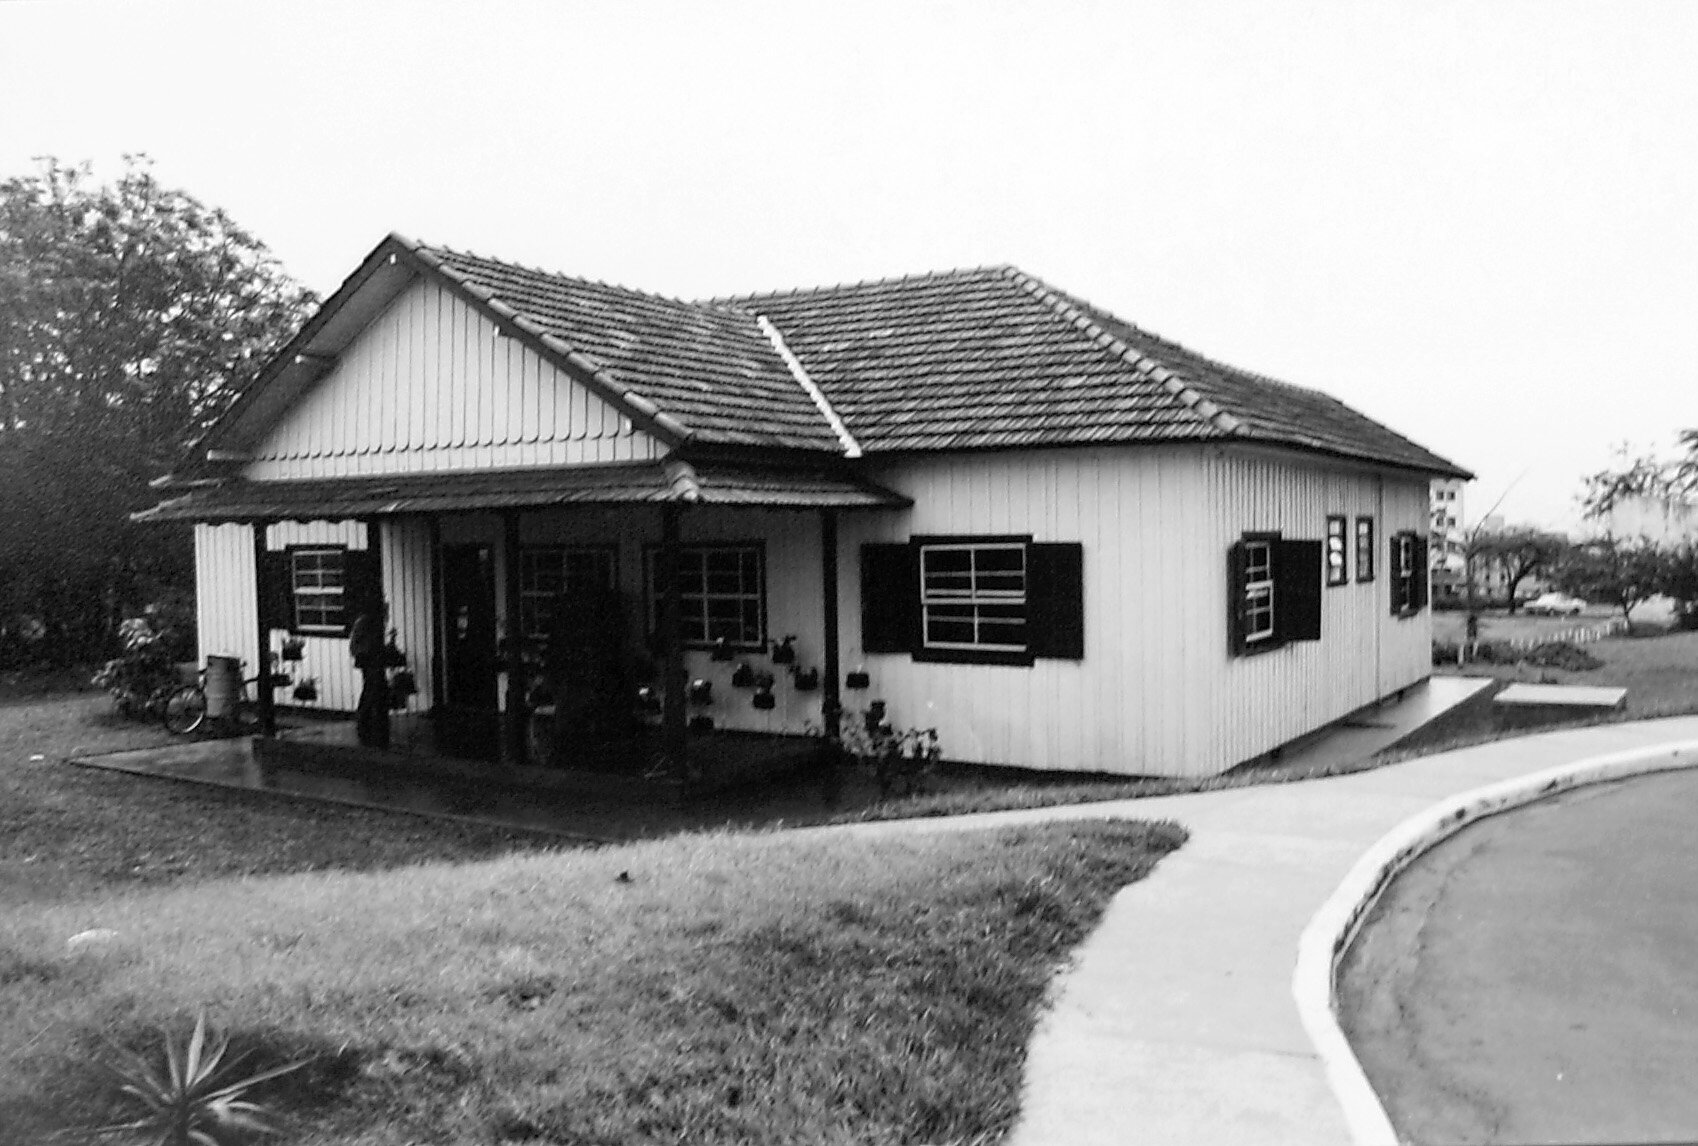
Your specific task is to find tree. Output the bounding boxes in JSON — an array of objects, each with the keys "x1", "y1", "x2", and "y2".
[
  {"x1": 1551, "y1": 536, "x2": 1665, "y2": 628},
  {"x1": 0, "y1": 157, "x2": 315, "y2": 665},
  {"x1": 1660, "y1": 542, "x2": 1698, "y2": 631},
  {"x1": 1581, "y1": 435, "x2": 1698, "y2": 520},
  {"x1": 1473, "y1": 526, "x2": 1568, "y2": 613}
]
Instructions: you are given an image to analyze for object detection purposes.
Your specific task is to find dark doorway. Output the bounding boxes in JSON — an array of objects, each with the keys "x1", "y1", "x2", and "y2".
[{"x1": 438, "y1": 543, "x2": 499, "y2": 759}]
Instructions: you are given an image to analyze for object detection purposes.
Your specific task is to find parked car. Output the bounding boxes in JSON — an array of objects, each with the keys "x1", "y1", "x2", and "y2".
[{"x1": 1524, "y1": 592, "x2": 1587, "y2": 616}]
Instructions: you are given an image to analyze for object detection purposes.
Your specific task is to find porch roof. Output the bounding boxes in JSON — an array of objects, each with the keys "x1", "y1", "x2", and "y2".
[{"x1": 133, "y1": 460, "x2": 911, "y2": 523}]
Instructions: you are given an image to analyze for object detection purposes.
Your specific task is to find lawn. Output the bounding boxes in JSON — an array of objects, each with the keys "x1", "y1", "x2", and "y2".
[
  {"x1": 0, "y1": 693, "x2": 567, "y2": 907},
  {"x1": 0, "y1": 820, "x2": 1183, "y2": 1145}
]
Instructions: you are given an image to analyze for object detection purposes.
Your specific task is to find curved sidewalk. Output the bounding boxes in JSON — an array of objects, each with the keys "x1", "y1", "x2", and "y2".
[{"x1": 839, "y1": 715, "x2": 1698, "y2": 1145}]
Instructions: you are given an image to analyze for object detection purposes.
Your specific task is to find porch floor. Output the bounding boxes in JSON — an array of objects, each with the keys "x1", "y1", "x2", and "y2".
[{"x1": 69, "y1": 715, "x2": 845, "y2": 843}]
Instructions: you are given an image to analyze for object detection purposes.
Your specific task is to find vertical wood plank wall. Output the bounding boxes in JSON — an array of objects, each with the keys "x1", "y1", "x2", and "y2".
[
  {"x1": 242, "y1": 278, "x2": 663, "y2": 479},
  {"x1": 196, "y1": 444, "x2": 1432, "y2": 775},
  {"x1": 838, "y1": 445, "x2": 1434, "y2": 778},
  {"x1": 195, "y1": 520, "x2": 434, "y2": 715}
]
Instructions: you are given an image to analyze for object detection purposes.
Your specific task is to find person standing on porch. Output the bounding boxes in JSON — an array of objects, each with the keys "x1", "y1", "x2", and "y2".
[{"x1": 350, "y1": 600, "x2": 390, "y2": 749}]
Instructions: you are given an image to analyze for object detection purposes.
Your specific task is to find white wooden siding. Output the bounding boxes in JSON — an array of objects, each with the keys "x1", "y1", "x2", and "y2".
[
  {"x1": 194, "y1": 520, "x2": 440, "y2": 716},
  {"x1": 243, "y1": 278, "x2": 663, "y2": 479},
  {"x1": 836, "y1": 445, "x2": 1435, "y2": 778},
  {"x1": 194, "y1": 523, "x2": 259, "y2": 674},
  {"x1": 194, "y1": 444, "x2": 1433, "y2": 776}
]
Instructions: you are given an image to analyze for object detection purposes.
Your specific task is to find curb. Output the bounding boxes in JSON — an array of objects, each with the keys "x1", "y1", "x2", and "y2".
[{"x1": 1292, "y1": 737, "x2": 1698, "y2": 1145}]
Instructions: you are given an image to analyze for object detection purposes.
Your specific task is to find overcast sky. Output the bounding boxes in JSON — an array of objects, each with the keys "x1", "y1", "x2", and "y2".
[{"x1": 4, "y1": 0, "x2": 1694, "y2": 530}]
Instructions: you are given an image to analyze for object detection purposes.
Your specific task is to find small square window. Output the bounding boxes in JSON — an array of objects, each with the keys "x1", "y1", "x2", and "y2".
[
  {"x1": 1355, "y1": 517, "x2": 1375, "y2": 583},
  {"x1": 646, "y1": 544, "x2": 766, "y2": 647},
  {"x1": 920, "y1": 541, "x2": 1028, "y2": 653},
  {"x1": 291, "y1": 547, "x2": 346, "y2": 633}
]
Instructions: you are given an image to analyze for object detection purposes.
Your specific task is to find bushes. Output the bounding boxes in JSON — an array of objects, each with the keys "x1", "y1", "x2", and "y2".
[{"x1": 1433, "y1": 639, "x2": 1603, "y2": 672}]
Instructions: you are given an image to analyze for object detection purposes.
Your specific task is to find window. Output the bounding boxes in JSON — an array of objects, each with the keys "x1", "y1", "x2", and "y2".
[
  {"x1": 291, "y1": 547, "x2": 346, "y2": 633},
  {"x1": 647, "y1": 544, "x2": 765, "y2": 647},
  {"x1": 519, "y1": 546, "x2": 617, "y2": 640},
  {"x1": 1228, "y1": 533, "x2": 1322, "y2": 655},
  {"x1": 1355, "y1": 517, "x2": 1375, "y2": 582},
  {"x1": 860, "y1": 538, "x2": 1084, "y2": 664},
  {"x1": 1390, "y1": 531, "x2": 1428, "y2": 616},
  {"x1": 1325, "y1": 516, "x2": 1349, "y2": 587},
  {"x1": 920, "y1": 541, "x2": 1027, "y2": 652}
]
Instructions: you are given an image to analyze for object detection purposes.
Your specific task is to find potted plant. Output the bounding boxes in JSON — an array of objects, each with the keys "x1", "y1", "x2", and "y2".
[
  {"x1": 770, "y1": 636, "x2": 797, "y2": 665},
  {"x1": 710, "y1": 637, "x2": 733, "y2": 662},
  {"x1": 280, "y1": 636, "x2": 305, "y2": 662},
  {"x1": 752, "y1": 687, "x2": 776, "y2": 710},
  {"x1": 792, "y1": 667, "x2": 819, "y2": 691},
  {"x1": 731, "y1": 662, "x2": 755, "y2": 688},
  {"x1": 846, "y1": 666, "x2": 870, "y2": 689},
  {"x1": 292, "y1": 677, "x2": 319, "y2": 703},
  {"x1": 687, "y1": 678, "x2": 713, "y2": 705}
]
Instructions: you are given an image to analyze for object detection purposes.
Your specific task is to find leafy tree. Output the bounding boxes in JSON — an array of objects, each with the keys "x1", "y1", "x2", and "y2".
[
  {"x1": 1551, "y1": 536, "x2": 1665, "y2": 628},
  {"x1": 0, "y1": 157, "x2": 315, "y2": 665},
  {"x1": 1472, "y1": 526, "x2": 1568, "y2": 613},
  {"x1": 1581, "y1": 435, "x2": 1698, "y2": 520},
  {"x1": 1661, "y1": 542, "x2": 1698, "y2": 631}
]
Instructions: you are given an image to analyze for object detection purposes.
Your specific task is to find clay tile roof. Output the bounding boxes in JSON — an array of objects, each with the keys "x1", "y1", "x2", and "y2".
[
  {"x1": 239, "y1": 237, "x2": 1465, "y2": 478},
  {"x1": 416, "y1": 244, "x2": 842, "y2": 452},
  {"x1": 730, "y1": 266, "x2": 1469, "y2": 477}
]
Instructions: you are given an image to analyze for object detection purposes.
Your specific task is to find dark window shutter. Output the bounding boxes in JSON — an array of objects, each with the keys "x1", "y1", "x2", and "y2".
[
  {"x1": 860, "y1": 543, "x2": 918, "y2": 654},
  {"x1": 1390, "y1": 534, "x2": 1403, "y2": 616},
  {"x1": 345, "y1": 547, "x2": 383, "y2": 622},
  {"x1": 1227, "y1": 541, "x2": 1248, "y2": 657},
  {"x1": 259, "y1": 549, "x2": 293, "y2": 631},
  {"x1": 1277, "y1": 539, "x2": 1323, "y2": 642},
  {"x1": 1412, "y1": 536, "x2": 1430, "y2": 611},
  {"x1": 1027, "y1": 543, "x2": 1084, "y2": 660}
]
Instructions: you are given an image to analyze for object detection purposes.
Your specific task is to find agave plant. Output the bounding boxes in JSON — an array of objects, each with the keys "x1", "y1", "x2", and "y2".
[{"x1": 92, "y1": 1012, "x2": 311, "y2": 1145}]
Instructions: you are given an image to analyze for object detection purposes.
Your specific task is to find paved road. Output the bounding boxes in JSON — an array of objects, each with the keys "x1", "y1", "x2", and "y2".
[{"x1": 1339, "y1": 769, "x2": 1698, "y2": 1145}]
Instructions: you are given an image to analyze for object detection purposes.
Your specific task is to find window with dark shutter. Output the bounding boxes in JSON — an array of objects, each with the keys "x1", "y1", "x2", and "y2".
[
  {"x1": 1229, "y1": 532, "x2": 1322, "y2": 655},
  {"x1": 860, "y1": 543, "x2": 919, "y2": 654},
  {"x1": 1027, "y1": 543, "x2": 1084, "y2": 660},
  {"x1": 1390, "y1": 532, "x2": 1423, "y2": 616},
  {"x1": 259, "y1": 548, "x2": 294, "y2": 632},
  {"x1": 1277, "y1": 539, "x2": 1323, "y2": 642}
]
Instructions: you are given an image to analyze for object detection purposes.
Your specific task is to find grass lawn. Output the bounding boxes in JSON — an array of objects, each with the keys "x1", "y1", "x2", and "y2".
[
  {"x1": 0, "y1": 692, "x2": 567, "y2": 907},
  {"x1": 1431, "y1": 605, "x2": 1628, "y2": 647},
  {"x1": 0, "y1": 819, "x2": 1184, "y2": 1145}
]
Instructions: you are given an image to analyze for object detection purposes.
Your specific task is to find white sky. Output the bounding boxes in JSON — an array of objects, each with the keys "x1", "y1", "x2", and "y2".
[{"x1": 4, "y1": 0, "x2": 1695, "y2": 530}]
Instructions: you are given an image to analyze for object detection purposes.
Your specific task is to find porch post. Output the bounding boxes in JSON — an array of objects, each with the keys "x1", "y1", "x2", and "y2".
[
  {"x1": 427, "y1": 514, "x2": 445, "y2": 711},
  {"x1": 251, "y1": 521, "x2": 276, "y2": 737},
  {"x1": 501, "y1": 510, "x2": 528, "y2": 766},
  {"x1": 820, "y1": 509, "x2": 842, "y2": 746},
  {"x1": 659, "y1": 503, "x2": 688, "y2": 780}
]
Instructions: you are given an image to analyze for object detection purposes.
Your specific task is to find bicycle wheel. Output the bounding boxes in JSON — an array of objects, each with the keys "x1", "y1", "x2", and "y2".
[{"x1": 162, "y1": 685, "x2": 208, "y2": 735}]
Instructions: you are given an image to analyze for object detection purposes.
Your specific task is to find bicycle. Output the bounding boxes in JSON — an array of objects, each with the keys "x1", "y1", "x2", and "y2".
[{"x1": 162, "y1": 662, "x2": 281, "y2": 736}]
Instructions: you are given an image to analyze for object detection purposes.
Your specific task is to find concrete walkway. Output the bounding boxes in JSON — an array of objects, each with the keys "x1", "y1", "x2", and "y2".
[{"x1": 832, "y1": 715, "x2": 1698, "y2": 1145}]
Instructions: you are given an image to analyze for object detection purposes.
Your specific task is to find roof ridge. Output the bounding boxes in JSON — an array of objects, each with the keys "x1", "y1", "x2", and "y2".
[
  {"x1": 755, "y1": 315, "x2": 860, "y2": 458},
  {"x1": 1005, "y1": 269, "x2": 1244, "y2": 437},
  {"x1": 413, "y1": 238, "x2": 712, "y2": 311},
  {"x1": 704, "y1": 263, "x2": 1017, "y2": 308}
]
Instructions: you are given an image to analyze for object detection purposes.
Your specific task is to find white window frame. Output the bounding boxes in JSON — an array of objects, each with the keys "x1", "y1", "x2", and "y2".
[
  {"x1": 919, "y1": 541, "x2": 1028, "y2": 654},
  {"x1": 1244, "y1": 539, "x2": 1276, "y2": 644},
  {"x1": 1393, "y1": 533, "x2": 1417, "y2": 613},
  {"x1": 646, "y1": 543, "x2": 766, "y2": 648},
  {"x1": 1356, "y1": 517, "x2": 1376, "y2": 582},
  {"x1": 291, "y1": 547, "x2": 346, "y2": 634}
]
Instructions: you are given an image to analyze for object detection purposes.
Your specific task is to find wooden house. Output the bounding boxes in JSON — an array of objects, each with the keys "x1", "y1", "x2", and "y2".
[{"x1": 139, "y1": 234, "x2": 1469, "y2": 779}]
